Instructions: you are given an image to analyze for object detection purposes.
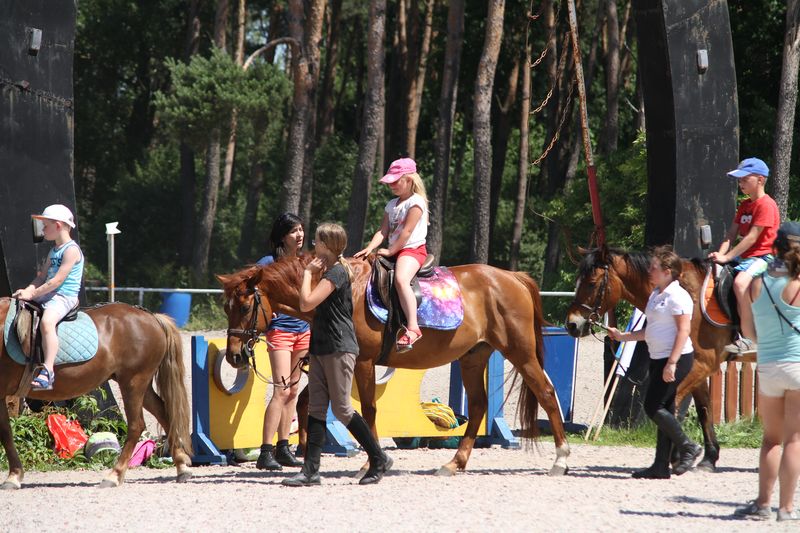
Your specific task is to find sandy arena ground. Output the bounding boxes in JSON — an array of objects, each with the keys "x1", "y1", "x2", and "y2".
[{"x1": 0, "y1": 332, "x2": 792, "y2": 532}]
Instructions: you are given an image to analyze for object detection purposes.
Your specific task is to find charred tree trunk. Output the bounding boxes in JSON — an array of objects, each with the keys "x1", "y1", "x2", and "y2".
[
  {"x1": 509, "y1": 43, "x2": 532, "y2": 271},
  {"x1": 345, "y1": 0, "x2": 386, "y2": 254},
  {"x1": 470, "y1": 0, "x2": 505, "y2": 264},
  {"x1": 428, "y1": 0, "x2": 465, "y2": 262},
  {"x1": 771, "y1": 0, "x2": 800, "y2": 218}
]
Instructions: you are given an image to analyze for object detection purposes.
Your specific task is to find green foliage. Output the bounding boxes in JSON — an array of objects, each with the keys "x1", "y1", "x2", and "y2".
[
  {"x1": 590, "y1": 415, "x2": 762, "y2": 449},
  {"x1": 185, "y1": 294, "x2": 228, "y2": 331}
]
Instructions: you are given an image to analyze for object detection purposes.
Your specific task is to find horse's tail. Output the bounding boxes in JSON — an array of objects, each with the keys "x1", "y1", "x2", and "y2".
[
  {"x1": 512, "y1": 272, "x2": 546, "y2": 440},
  {"x1": 152, "y1": 313, "x2": 194, "y2": 457}
]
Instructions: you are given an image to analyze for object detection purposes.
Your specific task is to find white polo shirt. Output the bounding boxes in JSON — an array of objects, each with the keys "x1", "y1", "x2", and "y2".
[{"x1": 644, "y1": 280, "x2": 694, "y2": 359}]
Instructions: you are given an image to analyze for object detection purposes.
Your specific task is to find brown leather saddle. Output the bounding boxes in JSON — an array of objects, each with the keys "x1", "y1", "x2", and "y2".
[
  {"x1": 11, "y1": 298, "x2": 79, "y2": 397},
  {"x1": 370, "y1": 254, "x2": 435, "y2": 363},
  {"x1": 713, "y1": 264, "x2": 739, "y2": 326}
]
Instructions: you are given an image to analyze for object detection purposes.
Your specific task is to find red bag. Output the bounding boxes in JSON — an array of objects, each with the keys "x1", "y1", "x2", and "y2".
[{"x1": 46, "y1": 414, "x2": 88, "y2": 459}]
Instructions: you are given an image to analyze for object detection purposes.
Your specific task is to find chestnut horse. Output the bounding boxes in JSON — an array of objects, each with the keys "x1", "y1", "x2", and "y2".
[
  {"x1": 0, "y1": 299, "x2": 193, "y2": 489},
  {"x1": 565, "y1": 247, "x2": 730, "y2": 471},
  {"x1": 218, "y1": 255, "x2": 570, "y2": 476}
]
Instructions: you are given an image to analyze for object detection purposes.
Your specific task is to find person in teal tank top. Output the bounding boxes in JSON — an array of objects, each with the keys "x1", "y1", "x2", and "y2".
[
  {"x1": 13, "y1": 204, "x2": 84, "y2": 391},
  {"x1": 734, "y1": 221, "x2": 800, "y2": 522}
]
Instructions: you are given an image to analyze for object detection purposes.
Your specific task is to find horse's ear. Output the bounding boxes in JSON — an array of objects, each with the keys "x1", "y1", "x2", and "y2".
[
  {"x1": 576, "y1": 246, "x2": 589, "y2": 255},
  {"x1": 246, "y1": 268, "x2": 264, "y2": 289},
  {"x1": 215, "y1": 274, "x2": 230, "y2": 287},
  {"x1": 598, "y1": 244, "x2": 610, "y2": 264}
]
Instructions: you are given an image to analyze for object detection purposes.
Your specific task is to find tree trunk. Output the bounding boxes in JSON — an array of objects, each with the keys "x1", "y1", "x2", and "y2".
[
  {"x1": 237, "y1": 162, "x2": 265, "y2": 262},
  {"x1": 298, "y1": 0, "x2": 327, "y2": 225},
  {"x1": 178, "y1": 0, "x2": 201, "y2": 266},
  {"x1": 385, "y1": 0, "x2": 408, "y2": 162},
  {"x1": 193, "y1": 0, "x2": 229, "y2": 280},
  {"x1": 540, "y1": 0, "x2": 559, "y2": 189},
  {"x1": 282, "y1": 0, "x2": 311, "y2": 214},
  {"x1": 771, "y1": 0, "x2": 800, "y2": 219},
  {"x1": 345, "y1": 0, "x2": 386, "y2": 254},
  {"x1": 317, "y1": 0, "x2": 343, "y2": 141},
  {"x1": 221, "y1": 0, "x2": 247, "y2": 198},
  {"x1": 264, "y1": 2, "x2": 285, "y2": 64},
  {"x1": 428, "y1": 0, "x2": 465, "y2": 262},
  {"x1": 405, "y1": 0, "x2": 435, "y2": 159},
  {"x1": 603, "y1": 0, "x2": 620, "y2": 154},
  {"x1": 510, "y1": 43, "x2": 532, "y2": 271},
  {"x1": 470, "y1": 0, "x2": 505, "y2": 264}
]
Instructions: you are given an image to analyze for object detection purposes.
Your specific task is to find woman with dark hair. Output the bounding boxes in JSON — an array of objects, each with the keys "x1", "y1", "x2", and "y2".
[
  {"x1": 253, "y1": 213, "x2": 308, "y2": 470},
  {"x1": 607, "y1": 245, "x2": 701, "y2": 479},
  {"x1": 734, "y1": 221, "x2": 800, "y2": 522}
]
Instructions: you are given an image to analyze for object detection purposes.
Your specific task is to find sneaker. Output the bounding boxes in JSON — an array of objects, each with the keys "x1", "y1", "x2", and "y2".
[
  {"x1": 733, "y1": 500, "x2": 771, "y2": 520},
  {"x1": 777, "y1": 509, "x2": 799, "y2": 521},
  {"x1": 724, "y1": 337, "x2": 756, "y2": 354}
]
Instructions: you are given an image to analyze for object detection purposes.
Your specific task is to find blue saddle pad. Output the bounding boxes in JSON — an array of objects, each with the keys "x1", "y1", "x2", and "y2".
[
  {"x1": 3, "y1": 303, "x2": 99, "y2": 366},
  {"x1": 366, "y1": 266, "x2": 464, "y2": 330}
]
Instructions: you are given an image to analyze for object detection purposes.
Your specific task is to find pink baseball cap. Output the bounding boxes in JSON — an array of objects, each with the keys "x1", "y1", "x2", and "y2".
[{"x1": 380, "y1": 158, "x2": 417, "y2": 184}]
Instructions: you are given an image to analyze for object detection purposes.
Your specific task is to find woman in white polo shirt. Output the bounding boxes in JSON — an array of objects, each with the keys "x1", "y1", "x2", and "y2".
[{"x1": 608, "y1": 245, "x2": 701, "y2": 479}]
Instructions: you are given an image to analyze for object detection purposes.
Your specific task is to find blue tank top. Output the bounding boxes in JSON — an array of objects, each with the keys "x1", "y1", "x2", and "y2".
[
  {"x1": 752, "y1": 273, "x2": 800, "y2": 364},
  {"x1": 256, "y1": 255, "x2": 310, "y2": 333},
  {"x1": 46, "y1": 240, "x2": 84, "y2": 297}
]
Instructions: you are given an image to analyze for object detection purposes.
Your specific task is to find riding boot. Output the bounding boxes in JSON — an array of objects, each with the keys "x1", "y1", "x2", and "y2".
[
  {"x1": 632, "y1": 429, "x2": 671, "y2": 479},
  {"x1": 282, "y1": 416, "x2": 325, "y2": 487},
  {"x1": 255, "y1": 444, "x2": 282, "y2": 471},
  {"x1": 346, "y1": 412, "x2": 393, "y2": 485},
  {"x1": 275, "y1": 439, "x2": 303, "y2": 467},
  {"x1": 651, "y1": 408, "x2": 701, "y2": 476}
]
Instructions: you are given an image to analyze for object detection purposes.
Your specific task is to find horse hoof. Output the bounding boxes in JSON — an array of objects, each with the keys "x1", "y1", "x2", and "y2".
[
  {"x1": 548, "y1": 465, "x2": 569, "y2": 476},
  {"x1": 434, "y1": 466, "x2": 456, "y2": 477},
  {"x1": 176, "y1": 471, "x2": 193, "y2": 484},
  {"x1": 0, "y1": 481, "x2": 20, "y2": 490},
  {"x1": 694, "y1": 461, "x2": 716, "y2": 473},
  {"x1": 98, "y1": 479, "x2": 118, "y2": 489}
]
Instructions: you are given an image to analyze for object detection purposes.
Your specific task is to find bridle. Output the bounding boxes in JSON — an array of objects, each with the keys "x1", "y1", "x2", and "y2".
[
  {"x1": 225, "y1": 288, "x2": 306, "y2": 389},
  {"x1": 575, "y1": 264, "x2": 610, "y2": 328}
]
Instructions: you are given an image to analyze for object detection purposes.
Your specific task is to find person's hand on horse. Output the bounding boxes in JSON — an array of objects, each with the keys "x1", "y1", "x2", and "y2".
[
  {"x1": 12, "y1": 287, "x2": 34, "y2": 301},
  {"x1": 707, "y1": 251, "x2": 730, "y2": 265},
  {"x1": 305, "y1": 257, "x2": 326, "y2": 274},
  {"x1": 354, "y1": 247, "x2": 372, "y2": 259}
]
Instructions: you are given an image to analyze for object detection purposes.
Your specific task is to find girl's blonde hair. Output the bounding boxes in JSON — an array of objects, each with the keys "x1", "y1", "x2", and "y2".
[
  {"x1": 404, "y1": 172, "x2": 429, "y2": 223},
  {"x1": 315, "y1": 222, "x2": 354, "y2": 281}
]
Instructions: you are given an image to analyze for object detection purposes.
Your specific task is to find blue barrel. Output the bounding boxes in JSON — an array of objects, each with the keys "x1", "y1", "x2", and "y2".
[
  {"x1": 543, "y1": 326, "x2": 579, "y2": 422},
  {"x1": 160, "y1": 292, "x2": 192, "y2": 327}
]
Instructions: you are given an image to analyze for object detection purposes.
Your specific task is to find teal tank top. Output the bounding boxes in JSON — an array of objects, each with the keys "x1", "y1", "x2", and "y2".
[
  {"x1": 46, "y1": 240, "x2": 84, "y2": 297},
  {"x1": 752, "y1": 273, "x2": 800, "y2": 364}
]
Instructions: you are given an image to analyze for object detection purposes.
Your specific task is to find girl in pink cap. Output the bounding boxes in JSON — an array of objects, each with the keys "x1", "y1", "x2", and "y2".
[{"x1": 355, "y1": 158, "x2": 428, "y2": 351}]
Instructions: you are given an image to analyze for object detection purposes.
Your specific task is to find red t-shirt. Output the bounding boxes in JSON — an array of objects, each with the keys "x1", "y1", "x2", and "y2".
[{"x1": 734, "y1": 194, "x2": 780, "y2": 258}]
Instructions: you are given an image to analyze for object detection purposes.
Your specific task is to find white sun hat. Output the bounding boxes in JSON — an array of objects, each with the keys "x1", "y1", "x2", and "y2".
[{"x1": 31, "y1": 204, "x2": 76, "y2": 228}]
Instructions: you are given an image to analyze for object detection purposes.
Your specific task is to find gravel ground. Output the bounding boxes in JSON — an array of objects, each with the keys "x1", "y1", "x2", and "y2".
[{"x1": 2, "y1": 331, "x2": 792, "y2": 532}]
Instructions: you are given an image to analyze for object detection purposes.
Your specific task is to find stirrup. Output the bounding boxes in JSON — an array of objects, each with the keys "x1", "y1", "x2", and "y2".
[{"x1": 396, "y1": 327, "x2": 422, "y2": 352}]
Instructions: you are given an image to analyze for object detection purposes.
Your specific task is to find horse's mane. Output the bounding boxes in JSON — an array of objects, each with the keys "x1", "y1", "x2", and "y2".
[{"x1": 579, "y1": 247, "x2": 651, "y2": 287}]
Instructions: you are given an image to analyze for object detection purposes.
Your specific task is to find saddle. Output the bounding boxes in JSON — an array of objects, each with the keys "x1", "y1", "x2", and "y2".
[
  {"x1": 370, "y1": 254, "x2": 436, "y2": 363},
  {"x1": 10, "y1": 299, "x2": 80, "y2": 397},
  {"x1": 699, "y1": 263, "x2": 738, "y2": 329}
]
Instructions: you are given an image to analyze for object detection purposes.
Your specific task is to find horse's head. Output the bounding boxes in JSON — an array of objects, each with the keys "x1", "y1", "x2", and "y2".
[
  {"x1": 216, "y1": 267, "x2": 272, "y2": 369},
  {"x1": 565, "y1": 247, "x2": 627, "y2": 337}
]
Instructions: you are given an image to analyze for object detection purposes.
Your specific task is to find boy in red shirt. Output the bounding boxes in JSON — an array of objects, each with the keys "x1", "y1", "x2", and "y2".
[{"x1": 708, "y1": 157, "x2": 780, "y2": 353}]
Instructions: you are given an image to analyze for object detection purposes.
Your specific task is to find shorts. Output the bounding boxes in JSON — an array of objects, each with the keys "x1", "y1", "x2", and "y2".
[
  {"x1": 397, "y1": 244, "x2": 428, "y2": 267},
  {"x1": 757, "y1": 360, "x2": 800, "y2": 397},
  {"x1": 733, "y1": 255, "x2": 772, "y2": 277},
  {"x1": 35, "y1": 293, "x2": 78, "y2": 322},
  {"x1": 266, "y1": 329, "x2": 310, "y2": 352}
]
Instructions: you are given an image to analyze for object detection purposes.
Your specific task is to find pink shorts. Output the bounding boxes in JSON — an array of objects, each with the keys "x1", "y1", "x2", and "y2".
[
  {"x1": 397, "y1": 244, "x2": 428, "y2": 268},
  {"x1": 266, "y1": 329, "x2": 310, "y2": 352}
]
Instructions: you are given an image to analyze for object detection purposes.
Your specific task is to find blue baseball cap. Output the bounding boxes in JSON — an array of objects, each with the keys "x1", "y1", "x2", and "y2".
[{"x1": 727, "y1": 157, "x2": 769, "y2": 179}]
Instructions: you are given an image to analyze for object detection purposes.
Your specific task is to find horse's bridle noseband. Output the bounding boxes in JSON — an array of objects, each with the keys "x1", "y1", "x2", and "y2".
[{"x1": 574, "y1": 264, "x2": 610, "y2": 327}]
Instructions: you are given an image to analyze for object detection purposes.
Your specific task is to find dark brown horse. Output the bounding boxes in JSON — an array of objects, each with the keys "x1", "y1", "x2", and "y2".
[
  {"x1": 565, "y1": 247, "x2": 729, "y2": 471},
  {"x1": 0, "y1": 299, "x2": 193, "y2": 489},
  {"x1": 218, "y1": 255, "x2": 570, "y2": 476}
]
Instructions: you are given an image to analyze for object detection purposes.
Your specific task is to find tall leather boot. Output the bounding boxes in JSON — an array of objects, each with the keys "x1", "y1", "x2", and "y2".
[
  {"x1": 632, "y1": 429, "x2": 671, "y2": 479},
  {"x1": 282, "y1": 416, "x2": 325, "y2": 487},
  {"x1": 275, "y1": 439, "x2": 303, "y2": 467},
  {"x1": 346, "y1": 412, "x2": 393, "y2": 485},
  {"x1": 255, "y1": 444, "x2": 282, "y2": 471},
  {"x1": 651, "y1": 408, "x2": 701, "y2": 476}
]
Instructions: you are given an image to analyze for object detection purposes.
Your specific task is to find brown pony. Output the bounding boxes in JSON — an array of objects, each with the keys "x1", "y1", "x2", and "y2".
[
  {"x1": 217, "y1": 255, "x2": 570, "y2": 476},
  {"x1": 0, "y1": 299, "x2": 193, "y2": 489},
  {"x1": 565, "y1": 247, "x2": 728, "y2": 471}
]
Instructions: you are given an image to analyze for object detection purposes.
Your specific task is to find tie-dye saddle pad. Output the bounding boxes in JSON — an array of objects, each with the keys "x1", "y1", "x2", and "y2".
[{"x1": 366, "y1": 266, "x2": 464, "y2": 330}]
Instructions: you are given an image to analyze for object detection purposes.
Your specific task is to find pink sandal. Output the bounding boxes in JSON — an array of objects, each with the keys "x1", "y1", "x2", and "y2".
[{"x1": 396, "y1": 328, "x2": 423, "y2": 352}]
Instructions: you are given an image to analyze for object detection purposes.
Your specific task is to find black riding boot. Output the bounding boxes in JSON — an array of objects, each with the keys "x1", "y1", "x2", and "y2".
[
  {"x1": 255, "y1": 444, "x2": 282, "y2": 471},
  {"x1": 651, "y1": 408, "x2": 701, "y2": 476},
  {"x1": 346, "y1": 412, "x2": 393, "y2": 485},
  {"x1": 282, "y1": 416, "x2": 325, "y2": 487},
  {"x1": 275, "y1": 439, "x2": 303, "y2": 467},
  {"x1": 632, "y1": 429, "x2": 672, "y2": 479}
]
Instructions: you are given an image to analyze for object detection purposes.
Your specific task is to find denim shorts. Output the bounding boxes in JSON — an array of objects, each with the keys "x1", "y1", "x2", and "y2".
[{"x1": 734, "y1": 255, "x2": 773, "y2": 277}]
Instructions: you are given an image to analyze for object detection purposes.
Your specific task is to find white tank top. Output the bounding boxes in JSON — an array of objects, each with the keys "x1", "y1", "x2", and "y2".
[{"x1": 386, "y1": 193, "x2": 427, "y2": 249}]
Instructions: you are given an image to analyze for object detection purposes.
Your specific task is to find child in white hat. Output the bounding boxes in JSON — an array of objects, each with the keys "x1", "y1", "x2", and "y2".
[{"x1": 13, "y1": 204, "x2": 84, "y2": 390}]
